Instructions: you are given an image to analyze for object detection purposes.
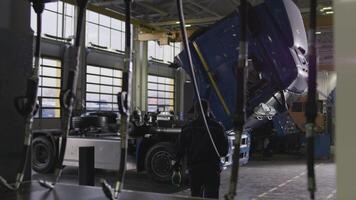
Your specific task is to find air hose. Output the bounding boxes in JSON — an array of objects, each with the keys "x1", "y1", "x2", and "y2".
[
  {"x1": 176, "y1": 0, "x2": 222, "y2": 159},
  {"x1": 38, "y1": 0, "x2": 88, "y2": 189},
  {"x1": 225, "y1": 1, "x2": 248, "y2": 199},
  {"x1": 305, "y1": 0, "x2": 317, "y2": 199},
  {"x1": 101, "y1": 0, "x2": 133, "y2": 199}
]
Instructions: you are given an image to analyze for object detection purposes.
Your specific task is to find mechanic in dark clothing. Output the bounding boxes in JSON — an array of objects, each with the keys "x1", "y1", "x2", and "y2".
[{"x1": 173, "y1": 99, "x2": 229, "y2": 199}]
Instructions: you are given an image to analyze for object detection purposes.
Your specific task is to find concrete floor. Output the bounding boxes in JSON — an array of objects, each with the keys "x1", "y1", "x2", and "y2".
[{"x1": 32, "y1": 157, "x2": 336, "y2": 200}]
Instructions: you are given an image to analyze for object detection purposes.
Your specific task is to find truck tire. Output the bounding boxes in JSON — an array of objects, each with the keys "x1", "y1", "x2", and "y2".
[
  {"x1": 145, "y1": 142, "x2": 176, "y2": 182},
  {"x1": 72, "y1": 115, "x2": 108, "y2": 130},
  {"x1": 32, "y1": 136, "x2": 56, "y2": 173}
]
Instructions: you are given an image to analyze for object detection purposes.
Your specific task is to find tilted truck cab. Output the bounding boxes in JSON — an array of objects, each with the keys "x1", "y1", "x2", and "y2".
[{"x1": 176, "y1": 0, "x2": 308, "y2": 131}]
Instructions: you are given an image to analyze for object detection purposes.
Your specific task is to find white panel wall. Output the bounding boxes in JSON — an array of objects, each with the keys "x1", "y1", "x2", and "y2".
[{"x1": 335, "y1": 1, "x2": 356, "y2": 199}]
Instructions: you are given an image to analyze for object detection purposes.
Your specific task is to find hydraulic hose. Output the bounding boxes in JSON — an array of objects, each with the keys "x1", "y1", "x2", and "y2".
[
  {"x1": 38, "y1": 0, "x2": 88, "y2": 189},
  {"x1": 305, "y1": 0, "x2": 317, "y2": 199},
  {"x1": 101, "y1": 0, "x2": 133, "y2": 199},
  {"x1": 0, "y1": 0, "x2": 44, "y2": 191},
  {"x1": 225, "y1": 1, "x2": 248, "y2": 199},
  {"x1": 176, "y1": 0, "x2": 222, "y2": 158}
]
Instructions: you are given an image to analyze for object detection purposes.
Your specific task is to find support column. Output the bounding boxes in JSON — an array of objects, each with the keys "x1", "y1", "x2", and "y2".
[
  {"x1": 132, "y1": 27, "x2": 148, "y2": 112},
  {"x1": 0, "y1": 0, "x2": 32, "y2": 185},
  {"x1": 335, "y1": 1, "x2": 356, "y2": 199},
  {"x1": 175, "y1": 67, "x2": 186, "y2": 120}
]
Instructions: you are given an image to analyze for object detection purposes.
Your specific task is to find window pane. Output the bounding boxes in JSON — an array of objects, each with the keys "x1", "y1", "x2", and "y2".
[
  {"x1": 111, "y1": 30, "x2": 122, "y2": 50},
  {"x1": 65, "y1": 4, "x2": 74, "y2": 16},
  {"x1": 87, "y1": 23, "x2": 99, "y2": 45},
  {"x1": 100, "y1": 103, "x2": 112, "y2": 111},
  {"x1": 42, "y1": 88, "x2": 60, "y2": 97},
  {"x1": 113, "y1": 87, "x2": 121, "y2": 94},
  {"x1": 148, "y1": 105, "x2": 157, "y2": 112},
  {"x1": 42, "y1": 109, "x2": 60, "y2": 118},
  {"x1": 86, "y1": 84, "x2": 100, "y2": 93},
  {"x1": 158, "y1": 84, "x2": 165, "y2": 90},
  {"x1": 87, "y1": 65, "x2": 100, "y2": 74},
  {"x1": 101, "y1": 77, "x2": 113, "y2": 85},
  {"x1": 158, "y1": 91, "x2": 165, "y2": 98},
  {"x1": 100, "y1": 94, "x2": 113, "y2": 102},
  {"x1": 87, "y1": 93, "x2": 100, "y2": 101},
  {"x1": 65, "y1": 16, "x2": 73, "y2": 38},
  {"x1": 165, "y1": 92, "x2": 174, "y2": 98},
  {"x1": 45, "y1": 2, "x2": 58, "y2": 12},
  {"x1": 99, "y1": 26, "x2": 110, "y2": 47},
  {"x1": 86, "y1": 102, "x2": 99, "y2": 110},
  {"x1": 101, "y1": 68, "x2": 113, "y2": 76},
  {"x1": 99, "y1": 14, "x2": 110, "y2": 27},
  {"x1": 42, "y1": 77, "x2": 60, "y2": 87},
  {"x1": 100, "y1": 85, "x2": 113, "y2": 94},
  {"x1": 148, "y1": 75, "x2": 157, "y2": 82},
  {"x1": 114, "y1": 70, "x2": 122, "y2": 77},
  {"x1": 148, "y1": 83, "x2": 158, "y2": 90},
  {"x1": 148, "y1": 41, "x2": 156, "y2": 59},
  {"x1": 43, "y1": 10, "x2": 58, "y2": 36},
  {"x1": 42, "y1": 67, "x2": 61, "y2": 77},
  {"x1": 121, "y1": 33, "x2": 126, "y2": 51},
  {"x1": 31, "y1": 10, "x2": 37, "y2": 33},
  {"x1": 87, "y1": 74, "x2": 100, "y2": 83},
  {"x1": 148, "y1": 90, "x2": 157, "y2": 97},
  {"x1": 87, "y1": 11, "x2": 98, "y2": 23},
  {"x1": 42, "y1": 98, "x2": 60, "y2": 107},
  {"x1": 156, "y1": 45, "x2": 163, "y2": 60},
  {"x1": 148, "y1": 98, "x2": 157, "y2": 105},
  {"x1": 113, "y1": 78, "x2": 121, "y2": 86},
  {"x1": 111, "y1": 18, "x2": 122, "y2": 30},
  {"x1": 42, "y1": 58, "x2": 60, "y2": 67}
]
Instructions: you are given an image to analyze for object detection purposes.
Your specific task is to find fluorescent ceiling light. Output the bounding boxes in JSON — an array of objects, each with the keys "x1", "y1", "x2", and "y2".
[{"x1": 320, "y1": 6, "x2": 333, "y2": 12}]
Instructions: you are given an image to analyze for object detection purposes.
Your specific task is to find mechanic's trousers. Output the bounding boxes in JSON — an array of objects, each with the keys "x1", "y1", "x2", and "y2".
[{"x1": 189, "y1": 167, "x2": 220, "y2": 199}]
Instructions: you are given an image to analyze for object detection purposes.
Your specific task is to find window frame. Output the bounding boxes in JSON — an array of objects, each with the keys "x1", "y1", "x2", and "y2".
[
  {"x1": 31, "y1": 1, "x2": 75, "y2": 39},
  {"x1": 37, "y1": 56, "x2": 63, "y2": 119},
  {"x1": 85, "y1": 64, "x2": 123, "y2": 112},
  {"x1": 85, "y1": 10, "x2": 127, "y2": 51},
  {"x1": 147, "y1": 74, "x2": 175, "y2": 112},
  {"x1": 148, "y1": 41, "x2": 181, "y2": 64}
]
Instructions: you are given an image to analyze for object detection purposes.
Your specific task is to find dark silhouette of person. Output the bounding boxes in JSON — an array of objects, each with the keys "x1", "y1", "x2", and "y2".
[{"x1": 173, "y1": 99, "x2": 229, "y2": 199}]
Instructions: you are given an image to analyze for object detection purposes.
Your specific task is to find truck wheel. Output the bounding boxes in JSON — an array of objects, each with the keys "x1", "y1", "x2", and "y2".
[
  {"x1": 32, "y1": 136, "x2": 56, "y2": 173},
  {"x1": 145, "y1": 142, "x2": 175, "y2": 182}
]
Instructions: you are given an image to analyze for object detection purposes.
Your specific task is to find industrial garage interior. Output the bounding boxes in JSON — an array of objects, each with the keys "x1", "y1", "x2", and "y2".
[{"x1": 0, "y1": 0, "x2": 355, "y2": 199}]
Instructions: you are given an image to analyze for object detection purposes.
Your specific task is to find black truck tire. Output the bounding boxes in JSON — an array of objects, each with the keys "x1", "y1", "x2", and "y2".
[
  {"x1": 32, "y1": 136, "x2": 56, "y2": 173},
  {"x1": 145, "y1": 142, "x2": 176, "y2": 182}
]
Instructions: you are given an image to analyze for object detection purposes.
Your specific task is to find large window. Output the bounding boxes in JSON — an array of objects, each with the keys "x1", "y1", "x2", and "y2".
[
  {"x1": 147, "y1": 75, "x2": 175, "y2": 112},
  {"x1": 86, "y1": 10, "x2": 126, "y2": 51},
  {"x1": 31, "y1": 2, "x2": 75, "y2": 38},
  {"x1": 85, "y1": 65, "x2": 122, "y2": 111},
  {"x1": 37, "y1": 57, "x2": 62, "y2": 118},
  {"x1": 148, "y1": 42, "x2": 181, "y2": 63}
]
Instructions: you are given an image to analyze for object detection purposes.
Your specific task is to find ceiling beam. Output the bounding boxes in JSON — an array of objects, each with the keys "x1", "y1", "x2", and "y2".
[
  {"x1": 148, "y1": 17, "x2": 222, "y2": 27},
  {"x1": 188, "y1": 1, "x2": 222, "y2": 18},
  {"x1": 136, "y1": 2, "x2": 169, "y2": 16}
]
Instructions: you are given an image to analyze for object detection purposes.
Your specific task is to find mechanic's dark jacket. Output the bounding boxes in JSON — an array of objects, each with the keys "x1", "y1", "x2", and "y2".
[{"x1": 176, "y1": 116, "x2": 229, "y2": 170}]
